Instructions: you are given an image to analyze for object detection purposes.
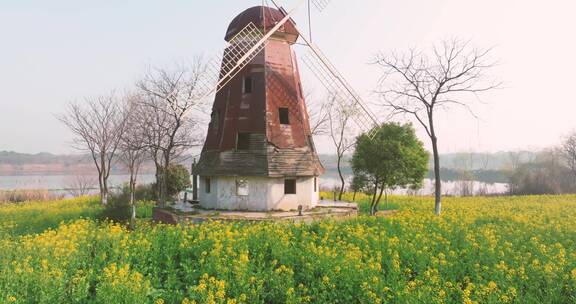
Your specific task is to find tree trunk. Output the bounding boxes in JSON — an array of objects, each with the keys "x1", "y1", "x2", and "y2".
[
  {"x1": 98, "y1": 172, "x2": 107, "y2": 206},
  {"x1": 352, "y1": 191, "x2": 357, "y2": 202},
  {"x1": 155, "y1": 163, "x2": 165, "y2": 208},
  {"x1": 129, "y1": 172, "x2": 136, "y2": 230},
  {"x1": 373, "y1": 186, "x2": 385, "y2": 215},
  {"x1": 102, "y1": 174, "x2": 109, "y2": 206},
  {"x1": 337, "y1": 154, "x2": 345, "y2": 201},
  {"x1": 431, "y1": 135, "x2": 441, "y2": 215},
  {"x1": 370, "y1": 181, "x2": 378, "y2": 216}
]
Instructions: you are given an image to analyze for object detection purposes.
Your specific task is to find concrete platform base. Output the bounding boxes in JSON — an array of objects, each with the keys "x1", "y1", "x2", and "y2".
[{"x1": 152, "y1": 200, "x2": 358, "y2": 224}]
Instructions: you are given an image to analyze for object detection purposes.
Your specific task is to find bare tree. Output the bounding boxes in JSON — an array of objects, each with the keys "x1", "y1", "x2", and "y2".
[
  {"x1": 309, "y1": 100, "x2": 331, "y2": 136},
  {"x1": 58, "y1": 93, "x2": 127, "y2": 205},
  {"x1": 560, "y1": 131, "x2": 576, "y2": 185},
  {"x1": 119, "y1": 95, "x2": 148, "y2": 228},
  {"x1": 507, "y1": 151, "x2": 522, "y2": 171},
  {"x1": 454, "y1": 153, "x2": 474, "y2": 197},
  {"x1": 374, "y1": 38, "x2": 500, "y2": 215},
  {"x1": 327, "y1": 96, "x2": 356, "y2": 201},
  {"x1": 65, "y1": 173, "x2": 97, "y2": 197},
  {"x1": 135, "y1": 62, "x2": 207, "y2": 207}
]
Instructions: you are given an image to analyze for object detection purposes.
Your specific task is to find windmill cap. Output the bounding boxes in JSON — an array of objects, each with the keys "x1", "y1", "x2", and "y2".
[{"x1": 225, "y1": 6, "x2": 299, "y2": 43}]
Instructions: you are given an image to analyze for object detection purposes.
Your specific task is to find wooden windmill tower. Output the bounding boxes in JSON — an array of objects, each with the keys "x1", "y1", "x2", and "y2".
[{"x1": 194, "y1": 1, "x2": 379, "y2": 211}]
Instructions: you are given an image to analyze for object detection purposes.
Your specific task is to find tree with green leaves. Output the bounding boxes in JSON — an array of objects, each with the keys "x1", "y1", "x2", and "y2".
[
  {"x1": 352, "y1": 123, "x2": 428, "y2": 215},
  {"x1": 165, "y1": 164, "x2": 191, "y2": 199},
  {"x1": 350, "y1": 171, "x2": 369, "y2": 202}
]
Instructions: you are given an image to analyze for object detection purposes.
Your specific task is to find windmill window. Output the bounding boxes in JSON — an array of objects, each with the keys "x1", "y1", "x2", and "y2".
[
  {"x1": 236, "y1": 179, "x2": 249, "y2": 196},
  {"x1": 236, "y1": 132, "x2": 250, "y2": 150},
  {"x1": 284, "y1": 178, "x2": 296, "y2": 194},
  {"x1": 205, "y1": 177, "x2": 211, "y2": 193},
  {"x1": 243, "y1": 76, "x2": 253, "y2": 94},
  {"x1": 279, "y1": 108, "x2": 290, "y2": 125},
  {"x1": 314, "y1": 177, "x2": 317, "y2": 192}
]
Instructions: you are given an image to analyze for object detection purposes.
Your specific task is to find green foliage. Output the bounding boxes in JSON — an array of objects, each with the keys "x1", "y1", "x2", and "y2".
[
  {"x1": 100, "y1": 196, "x2": 132, "y2": 223},
  {"x1": 165, "y1": 163, "x2": 191, "y2": 197},
  {"x1": 352, "y1": 123, "x2": 428, "y2": 213},
  {"x1": 350, "y1": 172, "x2": 369, "y2": 193},
  {"x1": 102, "y1": 185, "x2": 157, "y2": 223},
  {"x1": 353, "y1": 123, "x2": 429, "y2": 190},
  {"x1": 111, "y1": 183, "x2": 156, "y2": 205}
]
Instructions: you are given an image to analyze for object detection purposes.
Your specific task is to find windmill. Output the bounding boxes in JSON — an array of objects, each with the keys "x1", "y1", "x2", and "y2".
[
  {"x1": 193, "y1": 1, "x2": 379, "y2": 211},
  {"x1": 193, "y1": 0, "x2": 380, "y2": 138}
]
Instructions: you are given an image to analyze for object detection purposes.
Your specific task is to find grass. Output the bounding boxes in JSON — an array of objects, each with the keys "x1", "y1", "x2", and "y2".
[
  {"x1": 0, "y1": 196, "x2": 102, "y2": 236},
  {"x1": 0, "y1": 196, "x2": 155, "y2": 236}
]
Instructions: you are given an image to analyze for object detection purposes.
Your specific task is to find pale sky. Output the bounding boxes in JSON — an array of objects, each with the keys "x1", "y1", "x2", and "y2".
[{"x1": 1, "y1": 0, "x2": 575, "y2": 154}]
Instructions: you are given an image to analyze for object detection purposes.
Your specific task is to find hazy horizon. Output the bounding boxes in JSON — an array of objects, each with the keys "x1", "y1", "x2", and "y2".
[{"x1": 1, "y1": 0, "x2": 575, "y2": 155}]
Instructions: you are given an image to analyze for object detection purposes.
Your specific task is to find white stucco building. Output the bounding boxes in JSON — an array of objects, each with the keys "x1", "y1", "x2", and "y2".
[{"x1": 198, "y1": 176, "x2": 319, "y2": 211}]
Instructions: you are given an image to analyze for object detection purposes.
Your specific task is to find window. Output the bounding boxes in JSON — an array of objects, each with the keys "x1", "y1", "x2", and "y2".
[
  {"x1": 284, "y1": 178, "x2": 296, "y2": 194},
  {"x1": 314, "y1": 177, "x2": 317, "y2": 192},
  {"x1": 243, "y1": 76, "x2": 253, "y2": 94},
  {"x1": 237, "y1": 133, "x2": 250, "y2": 150},
  {"x1": 236, "y1": 179, "x2": 249, "y2": 196},
  {"x1": 279, "y1": 107, "x2": 290, "y2": 125},
  {"x1": 205, "y1": 177, "x2": 211, "y2": 193}
]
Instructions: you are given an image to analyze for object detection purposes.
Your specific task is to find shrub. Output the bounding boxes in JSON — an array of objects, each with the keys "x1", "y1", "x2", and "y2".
[
  {"x1": 508, "y1": 160, "x2": 573, "y2": 195},
  {"x1": 100, "y1": 196, "x2": 132, "y2": 222},
  {"x1": 165, "y1": 163, "x2": 191, "y2": 197},
  {"x1": 113, "y1": 183, "x2": 156, "y2": 203},
  {"x1": 101, "y1": 184, "x2": 157, "y2": 223},
  {"x1": 0, "y1": 189, "x2": 64, "y2": 203}
]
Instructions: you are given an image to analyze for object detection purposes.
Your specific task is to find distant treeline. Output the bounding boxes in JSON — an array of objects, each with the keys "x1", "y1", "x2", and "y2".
[
  {"x1": 319, "y1": 154, "x2": 509, "y2": 184},
  {"x1": 427, "y1": 169, "x2": 508, "y2": 184},
  {"x1": 0, "y1": 151, "x2": 513, "y2": 184}
]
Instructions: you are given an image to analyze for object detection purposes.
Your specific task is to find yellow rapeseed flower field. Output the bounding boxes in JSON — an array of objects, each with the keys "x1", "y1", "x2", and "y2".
[{"x1": 1, "y1": 194, "x2": 576, "y2": 303}]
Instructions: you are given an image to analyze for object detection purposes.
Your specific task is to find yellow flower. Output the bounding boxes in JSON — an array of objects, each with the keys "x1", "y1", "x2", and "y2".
[
  {"x1": 215, "y1": 289, "x2": 225, "y2": 299},
  {"x1": 239, "y1": 294, "x2": 247, "y2": 301},
  {"x1": 487, "y1": 281, "x2": 497, "y2": 291}
]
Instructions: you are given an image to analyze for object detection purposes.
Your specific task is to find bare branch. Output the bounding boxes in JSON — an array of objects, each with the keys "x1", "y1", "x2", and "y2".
[
  {"x1": 372, "y1": 38, "x2": 501, "y2": 215},
  {"x1": 134, "y1": 60, "x2": 208, "y2": 206},
  {"x1": 57, "y1": 92, "x2": 127, "y2": 205}
]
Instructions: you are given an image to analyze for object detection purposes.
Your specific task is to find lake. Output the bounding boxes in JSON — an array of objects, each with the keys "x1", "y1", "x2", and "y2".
[
  {"x1": 0, "y1": 174, "x2": 508, "y2": 196},
  {"x1": 0, "y1": 174, "x2": 156, "y2": 192}
]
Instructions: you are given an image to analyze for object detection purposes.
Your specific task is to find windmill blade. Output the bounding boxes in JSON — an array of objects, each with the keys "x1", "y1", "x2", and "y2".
[
  {"x1": 194, "y1": 0, "x2": 307, "y2": 100},
  {"x1": 193, "y1": 22, "x2": 268, "y2": 100},
  {"x1": 310, "y1": 0, "x2": 332, "y2": 12},
  {"x1": 268, "y1": 0, "x2": 379, "y2": 138},
  {"x1": 300, "y1": 50, "x2": 379, "y2": 138},
  {"x1": 299, "y1": 39, "x2": 380, "y2": 138}
]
